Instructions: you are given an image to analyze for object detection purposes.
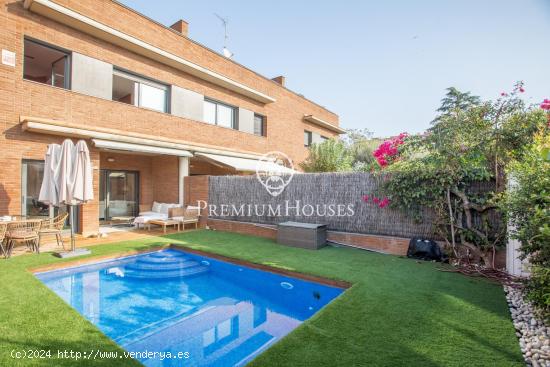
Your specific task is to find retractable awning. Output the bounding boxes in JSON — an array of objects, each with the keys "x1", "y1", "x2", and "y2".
[
  {"x1": 92, "y1": 139, "x2": 193, "y2": 157},
  {"x1": 195, "y1": 153, "x2": 295, "y2": 174}
]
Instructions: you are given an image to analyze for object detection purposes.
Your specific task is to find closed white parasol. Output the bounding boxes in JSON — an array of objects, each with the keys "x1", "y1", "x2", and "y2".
[
  {"x1": 39, "y1": 139, "x2": 93, "y2": 257},
  {"x1": 38, "y1": 144, "x2": 61, "y2": 206}
]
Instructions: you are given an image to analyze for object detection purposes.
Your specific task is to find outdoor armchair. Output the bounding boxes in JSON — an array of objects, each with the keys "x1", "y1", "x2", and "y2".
[
  {"x1": 5, "y1": 220, "x2": 42, "y2": 258},
  {"x1": 169, "y1": 206, "x2": 200, "y2": 230},
  {"x1": 0, "y1": 223, "x2": 7, "y2": 258},
  {"x1": 39, "y1": 212, "x2": 68, "y2": 250}
]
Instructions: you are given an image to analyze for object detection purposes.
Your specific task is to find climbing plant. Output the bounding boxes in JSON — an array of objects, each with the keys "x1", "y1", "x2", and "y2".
[{"x1": 376, "y1": 83, "x2": 548, "y2": 267}]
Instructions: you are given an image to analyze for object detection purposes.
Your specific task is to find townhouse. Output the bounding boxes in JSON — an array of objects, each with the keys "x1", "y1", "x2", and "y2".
[{"x1": 0, "y1": 0, "x2": 343, "y2": 235}]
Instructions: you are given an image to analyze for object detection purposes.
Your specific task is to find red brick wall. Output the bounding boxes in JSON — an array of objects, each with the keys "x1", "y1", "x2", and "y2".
[
  {"x1": 184, "y1": 175, "x2": 209, "y2": 227},
  {"x1": 206, "y1": 219, "x2": 410, "y2": 255},
  {"x1": 207, "y1": 219, "x2": 278, "y2": 240},
  {"x1": 152, "y1": 155, "x2": 179, "y2": 204}
]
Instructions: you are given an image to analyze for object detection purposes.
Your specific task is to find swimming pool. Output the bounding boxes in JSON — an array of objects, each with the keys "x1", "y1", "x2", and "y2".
[{"x1": 36, "y1": 248, "x2": 344, "y2": 366}]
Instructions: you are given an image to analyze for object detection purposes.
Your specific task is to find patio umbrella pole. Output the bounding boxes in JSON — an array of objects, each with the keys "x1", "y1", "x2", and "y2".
[
  {"x1": 57, "y1": 204, "x2": 90, "y2": 258},
  {"x1": 70, "y1": 204, "x2": 75, "y2": 252}
]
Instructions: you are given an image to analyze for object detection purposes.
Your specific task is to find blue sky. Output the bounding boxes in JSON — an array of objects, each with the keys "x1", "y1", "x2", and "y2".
[{"x1": 120, "y1": 0, "x2": 550, "y2": 137}]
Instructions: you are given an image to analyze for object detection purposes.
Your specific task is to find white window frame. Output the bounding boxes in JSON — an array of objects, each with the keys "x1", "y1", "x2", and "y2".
[
  {"x1": 113, "y1": 69, "x2": 168, "y2": 113},
  {"x1": 203, "y1": 98, "x2": 237, "y2": 129}
]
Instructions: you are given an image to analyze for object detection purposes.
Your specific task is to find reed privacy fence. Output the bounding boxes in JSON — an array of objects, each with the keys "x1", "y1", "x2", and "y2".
[{"x1": 207, "y1": 173, "x2": 438, "y2": 239}]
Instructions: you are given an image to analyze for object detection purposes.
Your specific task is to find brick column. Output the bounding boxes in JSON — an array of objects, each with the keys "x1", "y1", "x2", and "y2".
[{"x1": 79, "y1": 147, "x2": 100, "y2": 236}]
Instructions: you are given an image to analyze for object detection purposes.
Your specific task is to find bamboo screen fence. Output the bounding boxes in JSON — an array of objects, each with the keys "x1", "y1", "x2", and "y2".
[{"x1": 208, "y1": 172, "x2": 439, "y2": 239}]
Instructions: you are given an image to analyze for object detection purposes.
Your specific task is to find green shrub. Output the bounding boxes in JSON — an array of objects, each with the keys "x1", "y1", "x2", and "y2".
[{"x1": 503, "y1": 133, "x2": 550, "y2": 320}]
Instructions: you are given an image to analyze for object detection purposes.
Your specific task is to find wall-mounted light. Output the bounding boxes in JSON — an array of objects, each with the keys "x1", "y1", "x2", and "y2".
[{"x1": 107, "y1": 157, "x2": 115, "y2": 162}]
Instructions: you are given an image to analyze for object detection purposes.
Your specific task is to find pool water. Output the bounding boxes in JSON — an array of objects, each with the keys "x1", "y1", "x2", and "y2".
[{"x1": 36, "y1": 249, "x2": 344, "y2": 366}]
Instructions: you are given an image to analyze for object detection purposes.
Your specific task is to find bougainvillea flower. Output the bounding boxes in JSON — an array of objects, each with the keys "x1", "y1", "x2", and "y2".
[
  {"x1": 372, "y1": 132, "x2": 408, "y2": 168},
  {"x1": 500, "y1": 92, "x2": 508, "y2": 97},
  {"x1": 378, "y1": 198, "x2": 390, "y2": 208},
  {"x1": 541, "y1": 99, "x2": 550, "y2": 110},
  {"x1": 362, "y1": 195, "x2": 369, "y2": 202},
  {"x1": 372, "y1": 197, "x2": 380, "y2": 204},
  {"x1": 519, "y1": 87, "x2": 525, "y2": 93}
]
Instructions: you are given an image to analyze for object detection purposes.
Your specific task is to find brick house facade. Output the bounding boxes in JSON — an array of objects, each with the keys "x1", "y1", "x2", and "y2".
[{"x1": 0, "y1": 0, "x2": 342, "y2": 236}]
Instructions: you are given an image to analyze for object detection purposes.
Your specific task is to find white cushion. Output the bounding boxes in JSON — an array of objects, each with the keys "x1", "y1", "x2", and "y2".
[
  {"x1": 133, "y1": 213, "x2": 168, "y2": 224},
  {"x1": 159, "y1": 203, "x2": 170, "y2": 215},
  {"x1": 152, "y1": 201, "x2": 161, "y2": 213},
  {"x1": 139, "y1": 211, "x2": 158, "y2": 216}
]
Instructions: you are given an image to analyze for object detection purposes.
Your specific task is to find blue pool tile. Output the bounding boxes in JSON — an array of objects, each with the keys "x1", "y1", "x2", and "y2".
[{"x1": 36, "y1": 249, "x2": 344, "y2": 366}]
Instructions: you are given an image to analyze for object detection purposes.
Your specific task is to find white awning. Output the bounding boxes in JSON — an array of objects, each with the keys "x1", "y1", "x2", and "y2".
[
  {"x1": 195, "y1": 153, "x2": 295, "y2": 174},
  {"x1": 92, "y1": 139, "x2": 193, "y2": 157}
]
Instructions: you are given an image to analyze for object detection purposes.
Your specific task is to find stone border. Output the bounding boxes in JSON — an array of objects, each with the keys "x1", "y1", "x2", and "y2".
[{"x1": 505, "y1": 285, "x2": 550, "y2": 366}]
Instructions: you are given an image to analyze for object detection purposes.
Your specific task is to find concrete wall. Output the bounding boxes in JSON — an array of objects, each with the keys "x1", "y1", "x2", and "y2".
[
  {"x1": 311, "y1": 132, "x2": 324, "y2": 144},
  {"x1": 170, "y1": 86, "x2": 204, "y2": 121},
  {"x1": 238, "y1": 107, "x2": 254, "y2": 134},
  {"x1": 71, "y1": 52, "x2": 113, "y2": 99}
]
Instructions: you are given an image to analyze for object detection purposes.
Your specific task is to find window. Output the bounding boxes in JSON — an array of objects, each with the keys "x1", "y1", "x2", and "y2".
[
  {"x1": 254, "y1": 114, "x2": 265, "y2": 136},
  {"x1": 21, "y1": 160, "x2": 72, "y2": 228},
  {"x1": 304, "y1": 130, "x2": 313, "y2": 147},
  {"x1": 112, "y1": 69, "x2": 168, "y2": 113},
  {"x1": 203, "y1": 99, "x2": 237, "y2": 128},
  {"x1": 23, "y1": 38, "x2": 70, "y2": 89},
  {"x1": 321, "y1": 136, "x2": 329, "y2": 142}
]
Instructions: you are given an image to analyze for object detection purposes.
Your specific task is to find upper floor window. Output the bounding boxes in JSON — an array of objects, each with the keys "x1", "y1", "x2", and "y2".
[
  {"x1": 304, "y1": 130, "x2": 312, "y2": 147},
  {"x1": 112, "y1": 69, "x2": 168, "y2": 113},
  {"x1": 321, "y1": 136, "x2": 329, "y2": 142},
  {"x1": 254, "y1": 114, "x2": 265, "y2": 136},
  {"x1": 204, "y1": 99, "x2": 237, "y2": 129},
  {"x1": 23, "y1": 38, "x2": 70, "y2": 89}
]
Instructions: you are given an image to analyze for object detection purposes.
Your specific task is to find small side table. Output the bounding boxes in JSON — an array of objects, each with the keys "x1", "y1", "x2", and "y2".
[
  {"x1": 147, "y1": 219, "x2": 180, "y2": 233},
  {"x1": 110, "y1": 216, "x2": 135, "y2": 226}
]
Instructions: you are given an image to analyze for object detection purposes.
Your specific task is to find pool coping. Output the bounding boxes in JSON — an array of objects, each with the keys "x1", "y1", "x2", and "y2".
[
  {"x1": 28, "y1": 245, "x2": 170, "y2": 273},
  {"x1": 29, "y1": 243, "x2": 352, "y2": 289},
  {"x1": 168, "y1": 244, "x2": 351, "y2": 289}
]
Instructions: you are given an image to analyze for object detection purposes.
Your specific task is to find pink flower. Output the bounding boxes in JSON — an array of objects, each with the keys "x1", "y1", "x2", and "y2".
[
  {"x1": 379, "y1": 198, "x2": 390, "y2": 208},
  {"x1": 500, "y1": 92, "x2": 508, "y2": 97},
  {"x1": 372, "y1": 197, "x2": 380, "y2": 204},
  {"x1": 541, "y1": 99, "x2": 550, "y2": 110},
  {"x1": 519, "y1": 87, "x2": 525, "y2": 93},
  {"x1": 362, "y1": 195, "x2": 369, "y2": 202}
]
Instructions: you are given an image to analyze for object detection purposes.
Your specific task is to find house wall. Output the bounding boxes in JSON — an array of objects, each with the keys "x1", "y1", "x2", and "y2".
[
  {"x1": 152, "y1": 155, "x2": 179, "y2": 204},
  {"x1": 0, "y1": 0, "x2": 340, "y2": 235}
]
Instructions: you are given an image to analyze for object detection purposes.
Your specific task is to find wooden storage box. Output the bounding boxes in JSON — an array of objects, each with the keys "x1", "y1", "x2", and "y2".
[{"x1": 277, "y1": 221, "x2": 327, "y2": 250}]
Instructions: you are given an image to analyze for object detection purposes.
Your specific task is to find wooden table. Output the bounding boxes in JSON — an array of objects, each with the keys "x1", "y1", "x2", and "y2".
[
  {"x1": 146, "y1": 219, "x2": 181, "y2": 233},
  {"x1": 110, "y1": 216, "x2": 135, "y2": 226}
]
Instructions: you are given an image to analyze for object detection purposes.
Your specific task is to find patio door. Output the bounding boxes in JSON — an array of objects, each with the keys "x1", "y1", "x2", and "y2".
[{"x1": 99, "y1": 170, "x2": 139, "y2": 221}]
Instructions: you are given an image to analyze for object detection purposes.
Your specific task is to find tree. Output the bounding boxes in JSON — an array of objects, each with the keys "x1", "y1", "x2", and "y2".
[
  {"x1": 343, "y1": 129, "x2": 380, "y2": 172},
  {"x1": 378, "y1": 85, "x2": 547, "y2": 267},
  {"x1": 436, "y1": 87, "x2": 481, "y2": 116},
  {"x1": 300, "y1": 138, "x2": 352, "y2": 172}
]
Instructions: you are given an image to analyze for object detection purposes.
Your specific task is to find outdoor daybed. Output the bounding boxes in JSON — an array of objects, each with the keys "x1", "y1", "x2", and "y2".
[{"x1": 133, "y1": 202, "x2": 180, "y2": 228}]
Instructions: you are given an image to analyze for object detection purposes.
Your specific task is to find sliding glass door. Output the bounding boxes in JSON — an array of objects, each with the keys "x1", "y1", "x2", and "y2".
[{"x1": 99, "y1": 170, "x2": 139, "y2": 221}]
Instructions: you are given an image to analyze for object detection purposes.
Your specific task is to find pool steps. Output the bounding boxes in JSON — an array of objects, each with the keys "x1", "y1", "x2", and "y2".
[{"x1": 110, "y1": 251, "x2": 209, "y2": 279}]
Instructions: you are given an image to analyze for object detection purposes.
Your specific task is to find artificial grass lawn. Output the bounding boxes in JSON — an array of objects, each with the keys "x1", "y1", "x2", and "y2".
[{"x1": 0, "y1": 230, "x2": 522, "y2": 366}]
